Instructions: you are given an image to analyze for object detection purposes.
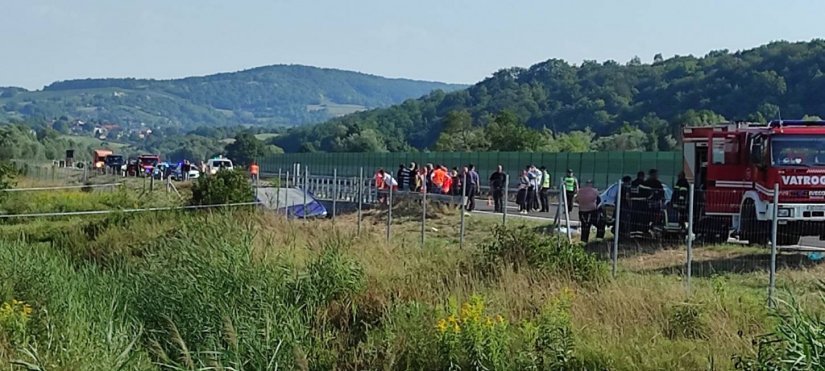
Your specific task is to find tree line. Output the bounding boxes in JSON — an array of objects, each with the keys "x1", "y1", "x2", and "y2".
[{"x1": 275, "y1": 40, "x2": 825, "y2": 153}]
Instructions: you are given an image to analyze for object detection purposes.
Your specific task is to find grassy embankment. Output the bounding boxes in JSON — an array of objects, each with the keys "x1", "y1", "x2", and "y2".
[{"x1": 0, "y1": 178, "x2": 822, "y2": 370}]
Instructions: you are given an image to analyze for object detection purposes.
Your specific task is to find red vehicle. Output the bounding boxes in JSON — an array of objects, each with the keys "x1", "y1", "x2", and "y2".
[
  {"x1": 137, "y1": 155, "x2": 160, "y2": 176},
  {"x1": 683, "y1": 120, "x2": 825, "y2": 245}
]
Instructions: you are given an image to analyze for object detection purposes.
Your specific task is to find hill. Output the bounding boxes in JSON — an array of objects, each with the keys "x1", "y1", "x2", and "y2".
[
  {"x1": 0, "y1": 65, "x2": 465, "y2": 128},
  {"x1": 275, "y1": 40, "x2": 825, "y2": 152}
]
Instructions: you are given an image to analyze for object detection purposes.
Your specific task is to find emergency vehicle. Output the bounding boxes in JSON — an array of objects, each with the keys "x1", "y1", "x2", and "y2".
[{"x1": 682, "y1": 120, "x2": 825, "y2": 245}]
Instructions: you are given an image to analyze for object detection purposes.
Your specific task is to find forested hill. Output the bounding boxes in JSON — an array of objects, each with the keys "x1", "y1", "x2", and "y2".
[
  {"x1": 275, "y1": 40, "x2": 825, "y2": 153},
  {"x1": 0, "y1": 65, "x2": 465, "y2": 128}
]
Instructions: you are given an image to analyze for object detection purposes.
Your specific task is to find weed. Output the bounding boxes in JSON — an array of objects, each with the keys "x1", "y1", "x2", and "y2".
[{"x1": 664, "y1": 302, "x2": 708, "y2": 340}]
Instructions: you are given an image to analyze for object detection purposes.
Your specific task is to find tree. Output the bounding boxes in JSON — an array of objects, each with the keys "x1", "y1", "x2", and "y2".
[
  {"x1": 433, "y1": 110, "x2": 490, "y2": 151},
  {"x1": 224, "y1": 132, "x2": 266, "y2": 166},
  {"x1": 484, "y1": 111, "x2": 544, "y2": 152},
  {"x1": 190, "y1": 169, "x2": 254, "y2": 206}
]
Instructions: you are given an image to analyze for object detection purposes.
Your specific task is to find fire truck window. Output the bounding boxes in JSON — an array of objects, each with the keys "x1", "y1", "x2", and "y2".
[
  {"x1": 771, "y1": 135, "x2": 825, "y2": 166},
  {"x1": 712, "y1": 139, "x2": 725, "y2": 165}
]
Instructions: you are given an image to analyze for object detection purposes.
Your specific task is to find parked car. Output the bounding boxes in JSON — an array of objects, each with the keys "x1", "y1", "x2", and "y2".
[
  {"x1": 598, "y1": 183, "x2": 673, "y2": 225},
  {"x1": 171, "y1": 165, "x2": 201, "y2": 181},
  {"x1": 206, "y1": 157, "x2": 234, "y2": 175}
]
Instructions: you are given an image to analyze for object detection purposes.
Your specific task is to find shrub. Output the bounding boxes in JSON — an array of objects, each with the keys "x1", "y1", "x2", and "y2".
[
  {"x1": 0, "y1": 299, "x2": 33, "y2": 346},
  {"x1": 436, "y1": 295, "x2": 509, "y2": 370},
  {"x1": 190, "y1": 169, "x2": 254, "y2": 205},
  {"x1": 517, "y1": 289, "x2": 576, "y2": 370},
  {"x1": 664, "y1": 302, "x2": 708, "y2": 340},
  {"x1": 479, "y1": 225, "x2": 607, "y2": 282}
]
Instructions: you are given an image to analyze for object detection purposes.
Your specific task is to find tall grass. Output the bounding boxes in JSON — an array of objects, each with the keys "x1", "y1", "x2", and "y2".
[{"x1": 0, "y1": 187, "x2": 821, "y2": 369}]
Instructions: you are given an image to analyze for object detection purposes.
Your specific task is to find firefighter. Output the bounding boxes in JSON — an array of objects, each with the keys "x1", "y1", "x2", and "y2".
[
  {"x1": 644, "y1": 169, "x2": 665, "y2": 230},
  {"x1": 562, "y1": 169, "x2": 579, "y2": 213},
  {"x1": 629, "y1": 171, "x2": 648, "y2": 237},
  {"x1": 671, "y1": 172, "x2": 690, "y2": 226}
]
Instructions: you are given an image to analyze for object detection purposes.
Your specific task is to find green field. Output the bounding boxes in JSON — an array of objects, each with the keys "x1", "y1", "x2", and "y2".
[{"x1": 0, "y1": 176, "x2": 821, "y2": 370}]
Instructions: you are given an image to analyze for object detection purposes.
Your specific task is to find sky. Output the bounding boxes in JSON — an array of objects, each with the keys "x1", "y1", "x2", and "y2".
[{"x1": 2, "y1": 0, "x2": 824, "y2": 90}]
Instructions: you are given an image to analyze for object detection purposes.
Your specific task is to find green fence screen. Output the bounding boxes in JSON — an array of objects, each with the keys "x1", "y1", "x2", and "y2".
[{"x1": 260, "y1": 151, "x2": 682, "y2": 188}]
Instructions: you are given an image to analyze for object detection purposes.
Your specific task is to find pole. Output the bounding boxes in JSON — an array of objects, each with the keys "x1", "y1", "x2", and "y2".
[
  {"x1": 612, "y1": 179, "x2": 622, "y2": 278},
  {"x1": 358, "y1": 167, "x2": 363, "y2": 235},
  {"x1": 332, "y1": 168, "x2": 338, "y2": 223},
  {"x1": 284, "y1": 171, "x2": 290, "y2": 218},
  {"x1": 276, "y1": 168, "x2": 281, "y2": 210},
  {"x1": 686, "y1": 183, "x2": 695, "y2": 293},
  {"x1": 561, "y1": 177, "x2": 572, "y2": 242},
  {"x1": 303, "y1": 167, "x2": 308, "y2": 221},
  {"x1": 502, "y1": 174, "x2": 509, "y2": 225},
  {"x1": 460, "y1": 172, "x2": 467, "y2": 249},
  {"x1": 386, "y1": 182, "x2": 393, "y2": 242},
  {"x1": 421, "y1": 188, "x2": 427, "y2": 248},
  {"x1": 769, "y1": 182, "x2": 779, "y2": 307}
]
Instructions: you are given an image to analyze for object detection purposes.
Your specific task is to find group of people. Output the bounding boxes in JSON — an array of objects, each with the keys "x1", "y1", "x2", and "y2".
[
  {"x1": 375, "y1": 163, "x2": 481, "y2": 210},
  {"x1": 373, "y1": 163, "x2": 685, "y2": 244}
]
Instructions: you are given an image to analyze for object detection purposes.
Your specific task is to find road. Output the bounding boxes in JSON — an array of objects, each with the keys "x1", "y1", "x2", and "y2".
[{"x1": 467, "y1": 196, "x2": 825, "y2": 251}]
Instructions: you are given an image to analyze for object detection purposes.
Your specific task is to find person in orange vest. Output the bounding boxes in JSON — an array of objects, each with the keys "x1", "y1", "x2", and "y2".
[
  {"x1": 431, "y1": 165, "x2": 448, "y2": 194},
  {"x1": 249, "y1": 162, "x2": 260, "y2": 182}
]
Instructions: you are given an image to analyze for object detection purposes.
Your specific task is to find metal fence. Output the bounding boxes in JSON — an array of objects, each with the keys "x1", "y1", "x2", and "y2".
[
  {"x1": 265, "y1": 167, "x2": 824, "y2": 307},
  {"x1": 259, "y1": 151, "x2": 682, "y2": 189}
]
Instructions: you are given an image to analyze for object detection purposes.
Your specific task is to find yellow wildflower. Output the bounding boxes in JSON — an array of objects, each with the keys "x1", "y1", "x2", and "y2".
[
  {"x1": 496, "y1": 315, "x2": 504, "y2": 323},
  {"x1": 22, "y1": 305, "x2": 32, "y2": 316},
  {"x1": 452, "y1": 323, "x2": 461, "y2": 333},
  {"x1": 436, "y1": 319, "x2": 448, "y2": 333}
]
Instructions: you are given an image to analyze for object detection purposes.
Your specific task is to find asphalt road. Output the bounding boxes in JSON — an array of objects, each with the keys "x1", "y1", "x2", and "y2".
[{"x1": 468, "y1": 197, "x2": 825, "y2": 250}]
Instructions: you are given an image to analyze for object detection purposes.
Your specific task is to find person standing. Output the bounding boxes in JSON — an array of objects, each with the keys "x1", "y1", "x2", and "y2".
[
  {"x1": 672, "y1": 171, "x2": 690, "y2": 226},
  {"x1": 539, "y1": 166, "x2": 551, "y2": 213},
  {"x1": 576, "y1": 180, "x2": 600, "y2": 243},
  {"x1": 517, "y1": 169, "x2": 530, "y2": 214},
  {"x1": 397, "y1": 164, "x2": 410, "y2": 193},
  {"x1": 527, "y1": 165, "x2": 542, "y2": 212},
  {"x1": 562, "y1": 169, "x2": 579, "y2": 213},
  {"x1": 489, "y1": 165, "x2": 507, "y2": 213},
  {"x1": 466, "y1": 164, "x2": 480, "y2": 211},
  {"x1": 408, "y1": 162, "x2": 418, "y2": 191}
]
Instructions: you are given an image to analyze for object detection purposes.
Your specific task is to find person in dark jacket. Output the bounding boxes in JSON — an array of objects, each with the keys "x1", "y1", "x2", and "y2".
[
  {"x1": 489, "y1": 165, "x2": 507, "y2": 213},
  {"x1": 408, "y1": 162, "x2": 418, "y2": 191},
  {"x1": 672, "y1": 171, "x2": 690, "y2": 225},
  {"x1": 397, "y1": 164, "x2": 410, "y2": 193}
]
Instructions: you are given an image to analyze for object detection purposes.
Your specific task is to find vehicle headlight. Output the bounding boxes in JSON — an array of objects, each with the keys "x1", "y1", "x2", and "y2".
[{"x1": 777, "y1": 208, "x2": 793, "y2": 217}]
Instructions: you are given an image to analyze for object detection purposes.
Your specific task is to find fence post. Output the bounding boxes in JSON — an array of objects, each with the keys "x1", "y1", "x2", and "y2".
[
  {"x1": 686, "y1": 183, "x2": 695, "y2": 292},
  {"x1": 460, "y1": 172, "x2": 467, "y2": 249},
  {"x1": 502, "y1": 174, "x2": 509, "y2": 225},
  {"x1": 612, "y1": 179, "x2": 622, "y2": 278},
  {"x1": 284, "y1": 171, "x2": 290, "y2": 218},
  {"x1": 421, "y1": 189, "x2": 427, "y2": 248},
  {"x1": 303, "y1": 167, "x2": 308, "y2": 221},
  {"x1": 275, "y1": 168, "x2": 281, "y2": 210},
  {"x1": 332, "y1": 168, "x2": 338, "y2": 223},
  {"x1": 561, "y1": 177, "x2": 572, "y2": 242},
  {"x1": 358, "y1": 167, "x2": 363, "y2": 235},
  {"x1": 83, "y1": 164, "x2": 88, "y2": 183},
  {"x1": 769, "y1": 182, "x2": 779, "y2": 307},
  {"x1": 386, "y1": 183, "x2": 393, "y2": 242}
]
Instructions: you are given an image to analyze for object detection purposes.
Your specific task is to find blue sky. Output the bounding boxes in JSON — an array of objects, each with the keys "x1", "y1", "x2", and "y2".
[{"x1": 2, "y1": 0, "x2": 823, "y2": 89}]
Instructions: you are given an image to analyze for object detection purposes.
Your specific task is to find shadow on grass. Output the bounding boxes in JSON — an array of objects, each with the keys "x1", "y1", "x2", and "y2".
[{"x1": 650, "y1": 252, "x2": 823, "y2": 277}]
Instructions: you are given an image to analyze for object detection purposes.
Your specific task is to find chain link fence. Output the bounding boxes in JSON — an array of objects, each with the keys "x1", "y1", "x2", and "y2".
[{"x1": 259, "y1": 166, "x2": 825, "y2": 307}]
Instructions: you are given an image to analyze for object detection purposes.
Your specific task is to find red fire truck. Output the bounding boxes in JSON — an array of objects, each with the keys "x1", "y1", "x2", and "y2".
[{"x1": 683, "y1": 120, "x2": 825, "y2": 245}]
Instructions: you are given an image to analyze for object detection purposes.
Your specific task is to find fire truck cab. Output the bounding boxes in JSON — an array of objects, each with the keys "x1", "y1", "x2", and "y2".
[{"x1": 683, "y1": 120, "x2": 825, "y2": 245}]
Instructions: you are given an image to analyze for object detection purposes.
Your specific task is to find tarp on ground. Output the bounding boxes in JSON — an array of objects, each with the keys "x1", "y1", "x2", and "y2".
[{"x1": 256, "y1": 187, "x2": 327, "y2": 218}]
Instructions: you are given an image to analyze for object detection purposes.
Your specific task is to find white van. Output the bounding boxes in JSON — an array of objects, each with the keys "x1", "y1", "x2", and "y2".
[{"x1": 206, "y1": 157, "x2": 234, "y2": 175}]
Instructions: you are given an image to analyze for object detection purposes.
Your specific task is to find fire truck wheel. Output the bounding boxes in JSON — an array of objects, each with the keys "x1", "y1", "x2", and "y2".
[
  {"x1": 696, "y1": 217, "x2": 728, "y2": 244},
  {"x1": 740, "y1": 201, "x2": 768, "y2": 245}
]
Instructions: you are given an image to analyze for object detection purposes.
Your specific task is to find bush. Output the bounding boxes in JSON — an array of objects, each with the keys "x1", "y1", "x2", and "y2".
[
  {"x1": 479, "y1": 225, "x2": 607, "y2": 282},
  {"x1": 436, "y1": 295, "x2": 509, "y2": 370},
  {"x1": 517, "y1": 289, "x2": 577, "y2": 369},
  {"x1": 664, "y1": 302, "x2": 708, "y2": 340},
  {"x1": 190, "y1": 169, "x2": 254, "y2": 206}
]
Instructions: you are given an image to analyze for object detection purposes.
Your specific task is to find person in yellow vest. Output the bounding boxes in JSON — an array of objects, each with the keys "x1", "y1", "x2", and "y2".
[
  {"x1": 539, "y1": 166, "x2": 551, "y2": 212},
  {"x1": 562, "y1": 169, "x2": 579, "y2": 213}
]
